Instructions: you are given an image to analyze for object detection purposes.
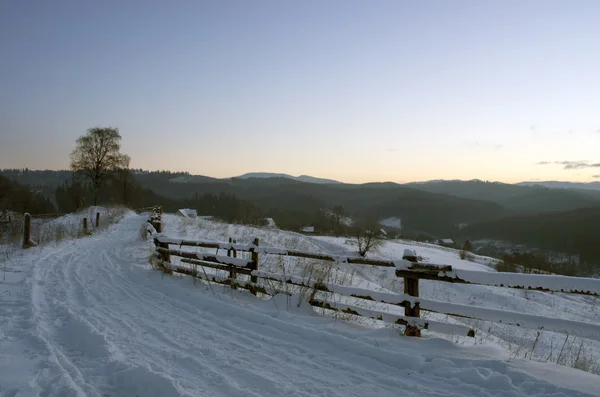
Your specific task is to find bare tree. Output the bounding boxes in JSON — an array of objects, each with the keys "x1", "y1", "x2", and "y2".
[
  {"x1": 70, "y1": 127, "x2": 130, "y2": 206},
  {"x1": 459, "y1": 239, "x2": 473, "y2": 260},
  {"x1": 354, "y1": 217, "x2": 384, "y2": 257}
]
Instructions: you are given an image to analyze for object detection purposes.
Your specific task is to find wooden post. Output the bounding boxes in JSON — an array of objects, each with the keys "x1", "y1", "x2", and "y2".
[
  {"x1": 403, "y1": 277, "x2": 421, "y2": 337},
  {"x1": 23, "y1": 213, "x2": 32, "y2": 248},
  {"x1": 400, "y1": 248, "x2": 421, "y2": 336},
  {"x1": 95, "y1": 212, "x2": 100, "y2": 228},
  {"x1": 153, "y1": 218, "x2": 162, "y2": 233},
  {"x1": 83, "y1": 217, "x2": 88, "y2": 234},
  {"x1": 154, "y1": 238, "x2": 170, "y2": 263},
  {"x1": 228, "y1": 237, "x2": 237, "y2": 288},
  {"x1": 249, "y1": 237, "x2": 260, "y2": 295}
]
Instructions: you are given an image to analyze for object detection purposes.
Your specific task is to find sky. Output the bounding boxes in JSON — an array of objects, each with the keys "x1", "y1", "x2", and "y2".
[{"x1": 1, "y1": 0, "x2": 600, "y2": 184}]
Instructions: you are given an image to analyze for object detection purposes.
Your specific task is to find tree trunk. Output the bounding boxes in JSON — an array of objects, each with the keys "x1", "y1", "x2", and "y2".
[
  {"x1": 123, "y1": 180, "x2": 127, "y2": 205},
  {"x1": 94, "y1": 183, "x2": 99, "y2": 206}
]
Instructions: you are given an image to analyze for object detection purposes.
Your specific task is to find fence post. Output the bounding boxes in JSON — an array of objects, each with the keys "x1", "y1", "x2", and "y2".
[
  {"x1": 152, "y1": 212, "x2": 162, "y2": 233},
  {"x1": 154, "y1": 238, "x2": 170, "y2": 263},
  {"x1": 249, "y1": 237, "x2": 260, "y2": 295},
  {"x1": 83, "y1": 217, "x2": 88, "y2": 235},
  {"x1": 95, "y1": 212, "x2": 100, "y2": 228},
  {"x1": 403, "y1": 277, "x2": 421, "y2": 336},
  {"x1": 23, "y1": 213, "x2": 32, "y2": 248},
  {"x1": 401, "y1": 249, "x2": 421, "y2": 336},
  {"x1": 228, "y1": 237, "x2": 237, "y2": 288}
]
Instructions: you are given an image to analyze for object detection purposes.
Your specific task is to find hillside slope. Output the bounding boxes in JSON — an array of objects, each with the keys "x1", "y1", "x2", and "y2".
[
  {"x1": 464, "y1": 207, "x2": 600, "y2": 271},
  {"x1": 1, "y1": 213, "x2": 599, "y2": 396},
  {"x1": 406, "y1": 180, "x2": 600, "y2": 213},
  {"x1": 136, "y1": 176, "x2": 508, "y2": 234}
]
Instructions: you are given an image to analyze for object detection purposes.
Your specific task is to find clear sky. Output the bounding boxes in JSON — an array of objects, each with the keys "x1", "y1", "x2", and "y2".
[{"x1": 1, "y1": 1, "x2": 599, "y2": 184}]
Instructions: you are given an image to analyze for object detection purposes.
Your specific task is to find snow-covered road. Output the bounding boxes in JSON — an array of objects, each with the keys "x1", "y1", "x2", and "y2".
[{"x1": 1, "y1": 213, "x2": 599, "y2": 396}]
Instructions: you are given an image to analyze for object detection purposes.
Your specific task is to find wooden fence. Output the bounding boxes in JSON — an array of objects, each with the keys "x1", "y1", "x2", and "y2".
[
  {"x1": 18, "y1": 210, "x2": 103, "y2": 248},
  {"x1": 146, "y1": 208, "x2": 600, "y2": 340}
]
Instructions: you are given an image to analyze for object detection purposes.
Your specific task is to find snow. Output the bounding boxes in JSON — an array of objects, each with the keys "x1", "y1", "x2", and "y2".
[
  {"x1": 2, "y1": 212, "x2": 600, "y2": 396},
  {"x1": 253, "y1": 269, "x2": 600, "y2": 339},
  {"x1": 264, "y1": 217, "x2": 277, "y2": 228},
  {"x1": 440, "y1": 268, "x2": 600, "y2": 296},
  {"x1": 314, "y1": 297, "x2": 474, "y2": 336}
]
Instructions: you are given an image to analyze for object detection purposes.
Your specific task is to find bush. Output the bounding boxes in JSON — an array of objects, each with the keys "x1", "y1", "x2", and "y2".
[{"x1": 496, "y1": 260, "x2": 517, "y2": 273}]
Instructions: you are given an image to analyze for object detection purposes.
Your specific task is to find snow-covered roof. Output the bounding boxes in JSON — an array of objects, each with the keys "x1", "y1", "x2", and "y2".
[
  {"x1": 439, "y1": 238, "x2": 454, "y2": 244},
  {"x1": 380, "y1": 217, "x2": 402, "y2": 229},
  {"x1": 301, "y1": 226, "x2": 315, "y2": 233},
  {"x1": 264, "y1": 218, "x2": 277, "y2": 228},
  {"x1": 178, "y1": 208, "x2": 197, "y2": 218}
]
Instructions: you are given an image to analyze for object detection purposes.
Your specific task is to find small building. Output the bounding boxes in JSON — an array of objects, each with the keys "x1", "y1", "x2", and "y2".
[
  {"x1": 379, "y1": 217, "x2": 402, "y2": 230},
  {"x1": 178, "y1": 208, "x2": 198, "y2": 218},
  {"x1": 301, "y1": 226, "x2": 315, "y2": 233},
  {"x1": 437, "y1": 238, "x2": 455, "y2": 247}
]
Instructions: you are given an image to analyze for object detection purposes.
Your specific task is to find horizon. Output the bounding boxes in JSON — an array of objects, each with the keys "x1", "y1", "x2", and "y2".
[
  {"x1": 3, "y1": 167, "x2": 600, "y2": 186},
  {"x1": 2, "y1": 1, "x2": 600, "y2": 184}
]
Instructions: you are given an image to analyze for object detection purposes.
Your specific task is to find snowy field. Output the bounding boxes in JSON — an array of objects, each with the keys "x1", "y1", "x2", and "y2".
[
  {"x1": 164, "y1": 214, "x2": 600, "y2": 375},
  {"x1": 1, "y1": 211, "x2": 599, "y2": 396}
]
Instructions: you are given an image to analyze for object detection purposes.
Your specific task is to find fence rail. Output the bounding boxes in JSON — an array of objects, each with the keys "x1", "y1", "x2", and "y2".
[{"x1": 146, "y1": 208, "x2": 600, "y2": 340}]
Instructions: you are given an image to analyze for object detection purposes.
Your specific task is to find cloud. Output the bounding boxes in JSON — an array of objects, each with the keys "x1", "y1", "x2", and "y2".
[
  {"x1": 536, "y1": 161, "x2": 600, "y2": 170},
  {"x1": 594, "y1": 175, "x2": 600, "y2": 178}
]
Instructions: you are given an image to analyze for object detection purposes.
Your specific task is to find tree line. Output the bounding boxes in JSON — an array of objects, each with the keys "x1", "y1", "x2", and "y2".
[{"x1": 465, "y1": 207, "x2": 600, "y2": 276}]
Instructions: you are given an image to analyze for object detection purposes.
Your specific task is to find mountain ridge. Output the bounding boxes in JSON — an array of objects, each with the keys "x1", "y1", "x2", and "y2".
[{"x1": 234, "y1": 172, "x2": 342, "y2": 184}]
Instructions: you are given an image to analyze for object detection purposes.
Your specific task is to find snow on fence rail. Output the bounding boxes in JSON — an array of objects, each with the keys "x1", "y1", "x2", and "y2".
[{"x1": 146, "y1": 209, "x2": 600, "y2": 340}]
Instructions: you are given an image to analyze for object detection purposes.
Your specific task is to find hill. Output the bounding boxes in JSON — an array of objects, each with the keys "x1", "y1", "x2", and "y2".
[
  {"x1": 132, "y1": 173, "x2": 507, "y2": 235},
  {"x1": 464, "y1": 207, "x2": 600, "y2": 271},
  {"x1": 9, "y1": 170, "x2": 600, "y2": 242},
  {"x1": 235, "y1": 172, "x2": 342, "y2": 184},
  {"x1": 406, "y1": 180, "x2": 600, "y2": 213},
  {"x1": 3, "y1": 211, "x2": 599, "y2": 395},
  {"x1": 518, "y1": 181, "x2": 600, "y2": 191}
]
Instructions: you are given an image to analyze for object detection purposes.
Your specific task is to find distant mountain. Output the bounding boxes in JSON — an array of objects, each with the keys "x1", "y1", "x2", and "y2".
[
  {"x1": 235, "y1": 172, "x2": 342, "y2": 185},
  {"x1": 169, "y1": 175, "x2": 220, "y2": 184},
  {"x1": 406, "y1": 180, "x2": 600, "y2": 214},
  {"x1": 134, "y1": 173, "x2": 507, "y2": 235},
  {"x1": 517, "y1": 181, "x2": 600, "y2": 191}
]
